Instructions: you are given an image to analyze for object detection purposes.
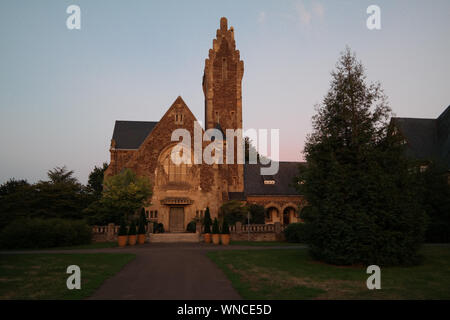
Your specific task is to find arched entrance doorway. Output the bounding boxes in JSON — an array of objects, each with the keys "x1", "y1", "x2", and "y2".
[
  {"x1": 265, "y1": 207, "x2": 279, "y2": 223},
  {"x1": 282, "y1": 206, "x2": 296, "y2": 225}
]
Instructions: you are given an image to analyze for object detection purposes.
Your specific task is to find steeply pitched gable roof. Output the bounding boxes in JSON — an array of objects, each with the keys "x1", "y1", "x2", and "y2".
[
  {"x1": 244, "y1": 162, "x2": 304, "y2": 196},
  {"x1": 112, "y1": 121, "x2": 158, "y2": 149},
  {"x1": 392, "y1": 105, "x2": 450, "y2": 169}
]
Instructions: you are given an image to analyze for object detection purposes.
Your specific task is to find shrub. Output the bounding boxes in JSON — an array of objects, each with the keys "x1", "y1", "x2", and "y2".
[
  {"x1": 186, "y1": 221, "x2": 196, "y2": 233},
  {"x1": 284, "y1": 223, "x2": 310, "y2": 243},
  {"x1": 221, "y1": 220, "x2": 230, "y2": 234},
  {"x1": 128, "y1": 220, "x2": 137, "y2": 236},
  {"x1": 220, "y1": 201, "x2": 248, "y2": 225},
  {"x1": 118, "y1": 217, "x2": 128, "y2": 236},
  {"x1": 203, "y1": 207, "x2": 212, "y2": 233},
  {"x1": 212, "y1": 218, "x2": 220, "y2": 234},
  {"x1": 153, "y1": 223, "x2": 165, "y2": 234},
  {"x1": 0, "y1": 218, "x2": 92, "y2": 249}
]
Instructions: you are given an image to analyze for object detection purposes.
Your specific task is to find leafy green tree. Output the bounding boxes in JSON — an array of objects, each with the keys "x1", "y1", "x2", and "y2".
[
  {"x1": 0, "y1": 179, "x2": 30, "y2": 197},
  {"x1": 0, "y1": 166, "x2": 95, "y2": 230},
  {"x1": 296, "y1": 47, "x2": 427, "y2": 266},
  {"x1": 247, "y1": 204, "x2": 265, "y2": 224},
  {"x1": 87, "y1": 162, "x2": 109, "y2": 198},
  {"x1": 219, "y1": 200, "x2": 248, "y2": 225},
  {"x1": 0, "y1": 179, "x2": 33, "y2": 230},
  {"x1": 101, "y1": 168, "x2": 152, "y2": 220}
]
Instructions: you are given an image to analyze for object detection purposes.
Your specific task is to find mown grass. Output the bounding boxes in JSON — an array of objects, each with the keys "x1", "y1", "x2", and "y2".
[
  {"x1": 207, "y1": 245, "x2": 450, "y2": 300},
  {"x1": 0, "y1": 253, "x2": 135, "y2": 299},
  {"x1": 4, "y1": 241, "x2": 119, "y2": 251},
  {"x1": 230, "y1": 241, "x2": 303, "y2": 247}
]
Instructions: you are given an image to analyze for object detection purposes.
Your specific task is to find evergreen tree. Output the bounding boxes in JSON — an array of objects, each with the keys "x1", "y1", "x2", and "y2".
[
  {"x1": 296, "y1": 47, "x2": 427, "y2": 266},
  {"x1": 203, "y1": 207, "x2": 212, "y2": 233}
]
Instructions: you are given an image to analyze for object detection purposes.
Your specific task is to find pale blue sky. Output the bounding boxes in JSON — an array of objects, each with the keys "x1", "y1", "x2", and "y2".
[{"x1": 1, "y1": 0, "x2": 449, "y2": 184}]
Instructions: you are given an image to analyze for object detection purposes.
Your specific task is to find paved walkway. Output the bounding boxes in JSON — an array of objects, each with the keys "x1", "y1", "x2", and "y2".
[{"x1": 0, "y1": 243, "x2": 306, "y2": 300}]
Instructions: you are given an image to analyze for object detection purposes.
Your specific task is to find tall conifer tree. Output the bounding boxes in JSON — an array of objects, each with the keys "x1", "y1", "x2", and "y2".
[{"x1": 297, "y1": 48, "x2": 427, "y2": 266}]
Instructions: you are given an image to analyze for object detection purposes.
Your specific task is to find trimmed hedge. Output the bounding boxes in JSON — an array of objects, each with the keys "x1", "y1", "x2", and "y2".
[
  {"x1": 0, "y1": 218, "x2": 92, "y2": 249},
  {"x1": 284, "y1": 223, "x2": 310, "y2": 243}
]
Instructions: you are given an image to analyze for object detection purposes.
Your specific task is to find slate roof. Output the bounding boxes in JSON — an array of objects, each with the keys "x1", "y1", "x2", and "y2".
[
  {"x1": 244, "y1": 162, "x2": 304, "y2": 196},
  {"x1": 392, "y1": 105, "x2": 450, "y2": 169},
  {"x1": 112, "y1": 121, "x2": 158, "y2": 149}
]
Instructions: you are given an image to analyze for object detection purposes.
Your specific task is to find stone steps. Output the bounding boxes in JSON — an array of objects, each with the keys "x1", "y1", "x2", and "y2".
[{"x1": 149, "y1": 232, "x2": 201, "y2": 243}]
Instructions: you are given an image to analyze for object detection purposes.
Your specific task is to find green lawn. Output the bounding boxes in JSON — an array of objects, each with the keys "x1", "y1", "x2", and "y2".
[
  {"x1": 1, "y1": 241, "x2": 119, "y2": 252},
  {"x1": 45, "y1": 242, "x2": 118, "y2": 250},
  {"x1": 230, "y1": 241, "x2": 303, "y2": 247},
  {"x1": 207, "y1": 245, "x2": 450, "y2": 300},
  {"x1": 0, "y1": 253, "x2": 135, "y2": 299}
]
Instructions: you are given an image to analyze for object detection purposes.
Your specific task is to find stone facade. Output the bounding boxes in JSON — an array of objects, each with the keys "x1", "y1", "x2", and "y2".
[{"x1": 104, "y1": 18, "x2": 305, "y2": 232}]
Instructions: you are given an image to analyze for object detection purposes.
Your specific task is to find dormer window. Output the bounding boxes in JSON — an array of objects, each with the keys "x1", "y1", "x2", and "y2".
[{"x1": 263, "y1": 175, "x2": 275, "y2": 185}]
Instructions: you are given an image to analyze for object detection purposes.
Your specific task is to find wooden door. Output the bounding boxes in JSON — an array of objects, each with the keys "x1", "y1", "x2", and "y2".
[{"x1": 169, "y1": 207, "x2": 184, "y2": 232}]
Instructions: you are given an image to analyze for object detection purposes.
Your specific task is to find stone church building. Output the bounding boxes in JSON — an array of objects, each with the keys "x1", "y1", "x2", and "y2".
[{"x1": 104, "y1": 18, "x2": 304, "y2": 232}]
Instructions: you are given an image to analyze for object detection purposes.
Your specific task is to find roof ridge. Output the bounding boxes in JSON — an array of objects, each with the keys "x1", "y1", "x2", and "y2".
[{"x1": 115, "y1": 120, "x2": 158, "y2": 123}]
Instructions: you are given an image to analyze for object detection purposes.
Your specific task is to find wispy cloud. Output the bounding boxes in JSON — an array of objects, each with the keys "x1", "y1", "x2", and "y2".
[
  {"x1": 296, "y1": 2, "x2": 312, "y2": 25},
  {"x1": 295, "y1": 1, "x2": 325, "y2": 26},
  {"x1": 312, "y1": 2, "x2": 325, "y2": 19},
  {"x1": 258, "y1": 11, "x2": 266, "y2": 24}
]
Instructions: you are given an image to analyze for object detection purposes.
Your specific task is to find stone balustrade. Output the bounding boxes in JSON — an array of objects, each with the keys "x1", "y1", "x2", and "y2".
[{"x1": 92, "y1": 221, "x2": 286, "y2": 242}]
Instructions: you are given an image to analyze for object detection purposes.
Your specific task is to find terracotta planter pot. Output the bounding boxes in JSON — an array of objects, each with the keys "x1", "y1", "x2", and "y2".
[
  {"x1": 128, "y1": 235, "x2": 137, "y2": 246},
  {"x1": 220, "y1": 234, "x2": 230, "y2": 245},
  {"x1": 137, "y1": 234, "x2": 146, "y2": 244},
  {"x1": 204, "y1": 233, "x2": 211, "y2": 243},
  {"x1": 118, "y1": 235, "x2": 128, "y2": 247},
  {"x1": 212, "y1": 234, "x2": 220, "y2": 245}
]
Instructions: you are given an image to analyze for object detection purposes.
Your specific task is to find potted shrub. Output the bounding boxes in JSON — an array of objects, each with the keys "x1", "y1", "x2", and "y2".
[
  {"x1": 186, "y1": 220, "x2": 196, "y2": 233},
  {"x1": 128, "y1": 220, "x2": 137, "y2": 246},
  {"x1": 212, "y1": 218, "x2": 220, "y2": 245},
  {"x1": 153, "y1": 223, "x2": 165, "y2": 233},
  {"x1": 203, "y1": 207, "x2": 212, "y2": 243},
  {"x1": 118, "y1": 218, "x2": 128, "y2": 247},
  {"x1": 137, "y1": 210, "x2": 147, "y2": 244},
  {"x1": 220, "y1": 219, "x2": 230, "y2": 245}
]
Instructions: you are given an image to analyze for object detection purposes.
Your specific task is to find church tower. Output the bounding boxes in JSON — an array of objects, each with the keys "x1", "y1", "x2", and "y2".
[
  {"x1": 203, "y1": 17, "x2": 244, "y2": 132},
  {"x1": 203, "y1": 17, "x2": 244, "y2": 193}
]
